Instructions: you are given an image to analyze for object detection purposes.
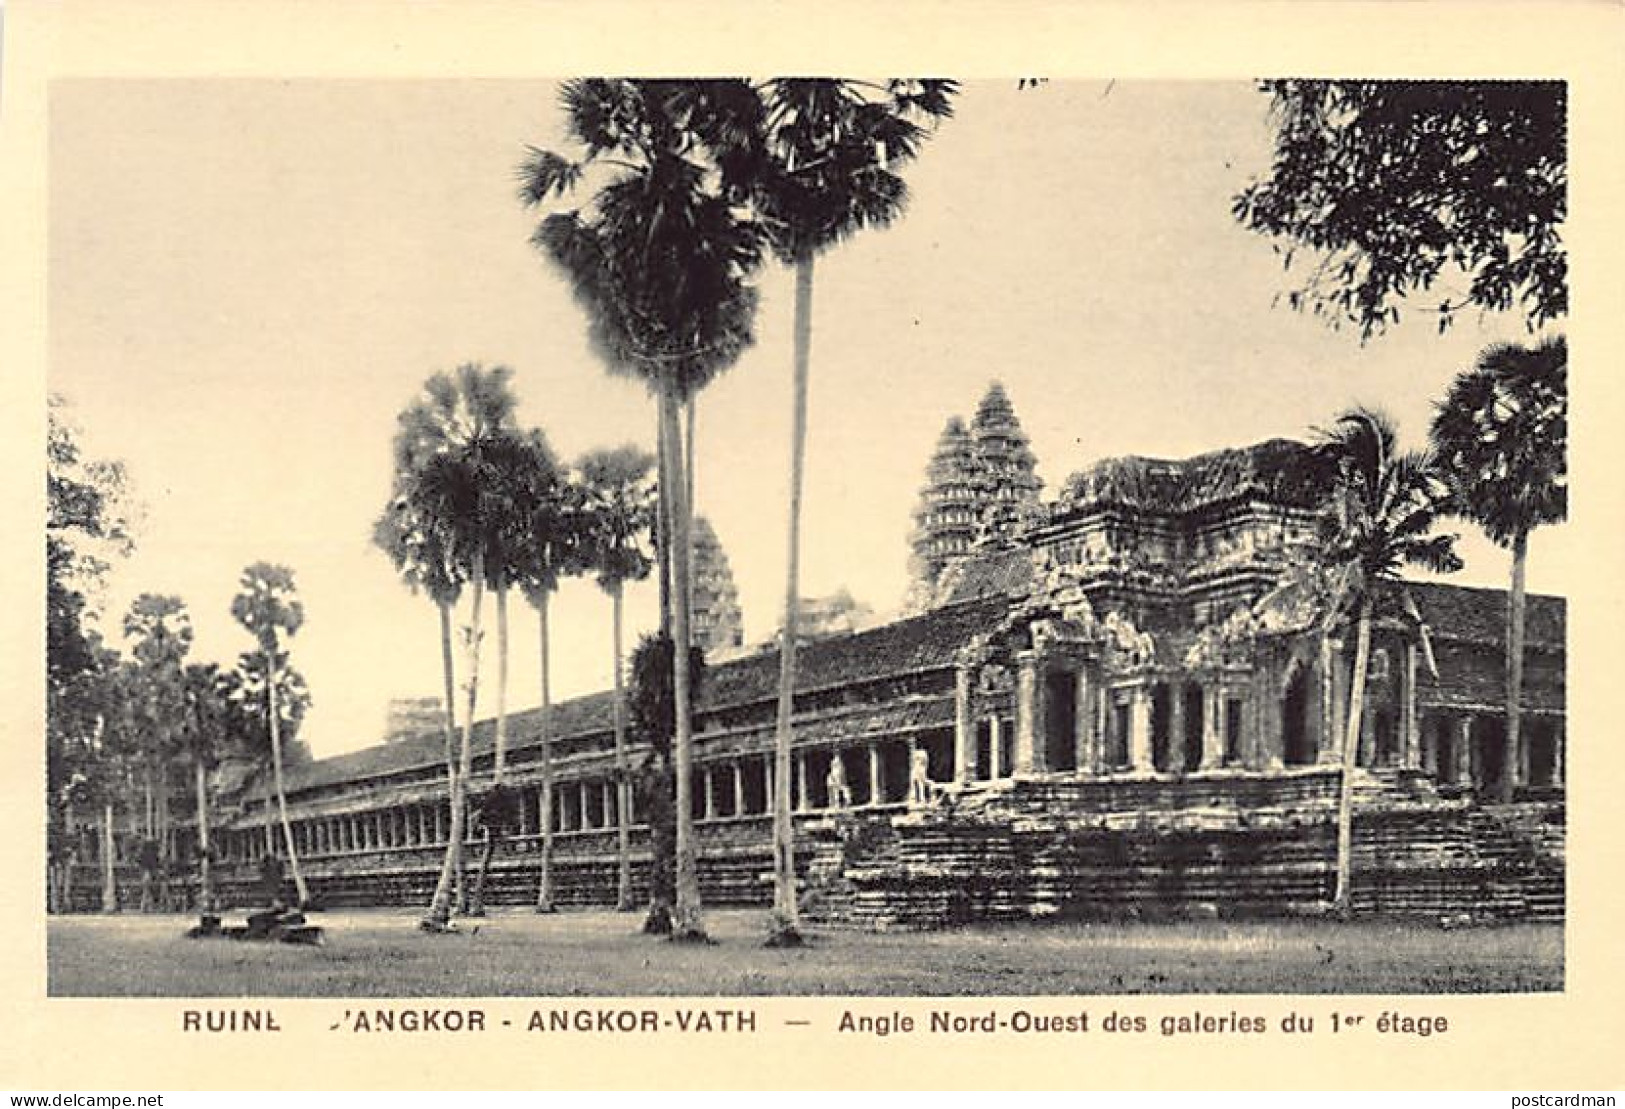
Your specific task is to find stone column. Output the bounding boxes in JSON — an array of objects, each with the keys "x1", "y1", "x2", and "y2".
[
  {"x1": 703, "y1": 766, "x2": 716, "y2": 820},
  {"x1": 1129, "y1": 685, "x2": 1152, "y2": 773},
  {"x1": 764, "y1": 756, "x2": 775, "y2": 810},
  {"x1": 578, "y1": 781, "x2": 590, "y2": 830},
  {"x1": 954, "y1": 666, "x2": 975, "y2": 786},
  {"x1": 1455, "y1": 715, "x2": 1474, "y2": 786},
  {"x1": 1014, "y1": 652, "x2": 1040, "y2": 776},
  {"x1": 1200, "y1": 684, "x2": 1222, "y2": 769},
  {"x1": 1553, "y1": 726, "x2": 1565, "y2": 786},
  {"x1": 1421, "y1": 715, "x2": 1438, "y2": 776},
  {"x1": 733, "y1": 761, "x2": 745, "y2": 815},
  {"x1": 988, "y1": 719, "x2": 1003, "y2": 779},
  {"x1": 869, "y1": 743, "x2": 882, "y2": 802},
  {"x1": 1097, "y1": 689, "x2": 1113, "y2": 772},
  {"x1": 1074, "y1": 668, "x2": 1094, "y2": 776},
  {"x1": 796, "y1": 754, "x2": 809, "y2": 812},
  {"x1": 1402, "y1": 642, "x2": 1421, "y2": 769},
  {"x1": 1325, "y1": 640, "x2": 1348, "y2": 765}
]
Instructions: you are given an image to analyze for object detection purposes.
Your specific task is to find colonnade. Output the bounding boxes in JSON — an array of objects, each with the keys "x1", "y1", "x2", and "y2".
[{"x1": 218, "y1": 733, "x2": 944, "y2": 864}]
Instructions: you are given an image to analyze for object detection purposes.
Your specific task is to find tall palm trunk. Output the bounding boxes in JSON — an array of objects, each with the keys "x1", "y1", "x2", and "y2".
[
  {"x1": 662, "y1": 381, "x2": 705, "y2": 940},
  {"x1": 644, "y1": 409, "x2": 676, "y2": 933},
  {"x1": 194, "y1": 756, "x2": 213, "y2": 913},
  {"x1": 611, "y1": 579, "x2": 634, "y2": 910},
  {"x1": 471, "y1": 581, "x2": 511, "y2": 915},
  {"x1": 435, "y1": 598, "x2": 467, "y2": 914},
  {"x1": 685, "y1": 399, "x2": 696, "y2": 618},
  {"x1": 1501, "y1": 530, "x2": 1528, "y2": 803},
  {"x1": 263, "y1": 774, "x2": 275, "y2": 855},
  {"x1": 535, "y1": 589, "x2": 558, "y2": 912},
  {"x1": 267, "y1": 663, "x2": 309, "y2": 905},
  {"x1": 100, "y1": 801, "x2": 117, "y2": 913},
  {"x1": 1333, "y1": 599, "x2": 1372, "y2": 917},
  {"x1": 655, "y1": 413, "x2": 671, "y2": 637},
  {"x1": 769, "y1": 248, "x2": 816, "y2": 945},
  {"x1": 424, "y1": 557, "x2": 484, "y2": 929}
]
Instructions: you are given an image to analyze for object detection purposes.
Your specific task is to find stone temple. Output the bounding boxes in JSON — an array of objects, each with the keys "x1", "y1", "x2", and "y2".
[{"x1": 65, "y1": 434, "x2": 1566, "y2": 926}]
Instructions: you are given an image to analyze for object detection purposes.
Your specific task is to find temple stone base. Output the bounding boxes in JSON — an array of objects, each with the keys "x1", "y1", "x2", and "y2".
[{"x1": 799, "y1": 770, "x2": 1564, "y2": 931}]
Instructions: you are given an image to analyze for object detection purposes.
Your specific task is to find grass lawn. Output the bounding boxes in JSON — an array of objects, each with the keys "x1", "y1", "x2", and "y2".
[{"x1": 47, "y1": 909, "x2": 1562, "y2": 997}]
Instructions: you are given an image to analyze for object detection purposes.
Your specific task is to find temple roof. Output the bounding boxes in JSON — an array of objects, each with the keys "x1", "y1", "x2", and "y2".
[
  {"x1": 1409, "y1": 580, "x2": 1565, "y2": 649},
  {"x1": 268, "y1": 595, "x2": 1006, "y2": 798},
  {"x1": 1057, "y1": 438, "x2": 1328, "y2": 515},
  {"x1": 256, "y1": 574, "x2": 1560, "y2": 801}
]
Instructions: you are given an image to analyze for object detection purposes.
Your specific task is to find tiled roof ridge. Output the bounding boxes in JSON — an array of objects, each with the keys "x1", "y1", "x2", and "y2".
[{"x1": 275, "y1": 593, "x2": 1009, "y2": 795}]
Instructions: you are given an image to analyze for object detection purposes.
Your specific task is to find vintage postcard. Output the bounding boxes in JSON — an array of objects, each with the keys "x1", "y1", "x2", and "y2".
[{"x1": 4, "y1": 0, "x2": 1623, "y2": 1092}]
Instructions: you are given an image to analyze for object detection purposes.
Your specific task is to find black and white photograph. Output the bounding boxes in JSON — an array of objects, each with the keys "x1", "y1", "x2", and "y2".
[
  {"x1": 41, "y1": 73, "x2": 1572, "y2": 997},
  {"x1": 9, "y1": 2, "x2": 1624, "y2": 1093}
]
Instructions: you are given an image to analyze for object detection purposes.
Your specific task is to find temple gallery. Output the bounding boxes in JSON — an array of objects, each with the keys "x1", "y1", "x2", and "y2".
[{"x1": 65, "y1": 386, "x2": 1565, "y2": 927}]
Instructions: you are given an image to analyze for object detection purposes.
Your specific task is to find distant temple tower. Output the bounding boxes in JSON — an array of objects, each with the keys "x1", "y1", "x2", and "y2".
[
  {"x1": 690, "y1": 515, "x2": 744, "y2": 656},
  {"x1": 907, "y1": 416, "x2": 982, "y2": 606},
  {"x1": 908, "y1": 383, "x2": 1043, "y2": 607},
  {"x1": 969, "y1": 380, "x2": 1042, "y2": 541}
]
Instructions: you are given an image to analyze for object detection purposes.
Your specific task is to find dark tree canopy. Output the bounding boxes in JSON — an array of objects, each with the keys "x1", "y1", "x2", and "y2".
[
  {"x1": 1430, "y1": 336, "x2": 1568, "y2": 546},
  {"x1": 1234, "y1": 80, "x2": 1566, "y2": 338}
]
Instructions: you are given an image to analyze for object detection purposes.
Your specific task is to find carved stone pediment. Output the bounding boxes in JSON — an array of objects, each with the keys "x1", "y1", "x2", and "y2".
[{"x1": 1184, "y1": 605, "x2": 1259, "y2": 669}]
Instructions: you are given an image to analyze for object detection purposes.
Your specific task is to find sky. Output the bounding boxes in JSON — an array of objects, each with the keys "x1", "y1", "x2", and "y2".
[{"x1": 49, "y1": 79, "x2": 1573, "y2": 760}]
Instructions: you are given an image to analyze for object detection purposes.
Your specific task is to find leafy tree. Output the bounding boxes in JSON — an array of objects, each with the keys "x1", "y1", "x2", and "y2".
[
  {"x1": 577, "y1": 445, "x2": 658, "y2": 910},
  {"x1": 520, "y1": 78, "x2": 762, "y2": 941},
  {"x1": 121, "y1": 593, "x2": 192, "y2": 908},
  {"x1": 1311, "y1": 409, "x2": 1461, "y2": 915},
  {"x1": 230, "y1": 562, "x2": 310, "y2": 905},
  {"x1": 179, "y1": 661, "x2": 237, "y2": 913},
  {"x1": 91, "y1": 656, "x2": 146, "y2": 912},
  {"x1": 387, "y1": 364, "x2": 522, "y2": 929},
  {"x1": 1430, "y1": 336, "x2": 1567, "y2": 801},
  {"x1": 46, "y1": 398, "x2": 137, "y2": 909},
  {"x1": 627, "y1": 633, "x2": 705, "y2": 934},
  {"x1": 741, "y1": 78, "x2": 957, "y2": 945},
  {"x1": 1234, "y1": 80, "x2": 1566, "y2": 338}
]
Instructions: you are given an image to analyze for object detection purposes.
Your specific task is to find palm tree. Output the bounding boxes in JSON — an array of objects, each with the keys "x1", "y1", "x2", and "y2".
[
  {"x1": 388, "y1": 363, "x2": 522, "y2": 930},
  {"x1": 453, "y1": 429, "x2": 557, "y2": 916},
  {"x1": 502, "y1": 432, "x2": 579, "y2": 914},
  {"x1": 1312, "y1": 408, "x2": 1461, "y2": 916},
  {"x1": 520, "y1": 78, "x2": 762, "y2": 941},
  {"x1": 230, "y1": 562, "x2": 309, "y2": 905},
  {"x1": 577, "y1": 445, "x2": 658, "y2": 910},
  {"x1": 1430, "y1": 336, "x2": 1567, "y2": 802},
  {"x1": 372, "y1": 493, "x2": 468, "y2": 909},
  {"x1": 179, "y1": 661, "x2": 232, "y2": 914},
  {"x1": 744, "y1": 79, "x2": 957, "y2": 945}
]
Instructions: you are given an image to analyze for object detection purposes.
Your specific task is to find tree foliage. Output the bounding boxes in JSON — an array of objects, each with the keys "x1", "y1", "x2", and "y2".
[
  {"x1": 1234, "y1": 80, "x2": 1566, "y2": 338},
  {"x1": 1430, "y1": 336, "x2": 1567, "y2": 546},
  {"x1": 225, "y1": 652, "x2": 314, "y2": 767},
  {"x1": 743, "y1": 79, "x2": 957, "y2": 263},
  {"x1": 519, "y1": 79, "x2": 763, "y2": 401},
  {"x1": 1313, "y1": 408, "x2": 1464, "y2": 594},
  {"x1": 575, "y1": 445, "x2": 657, "y2": 592}
]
